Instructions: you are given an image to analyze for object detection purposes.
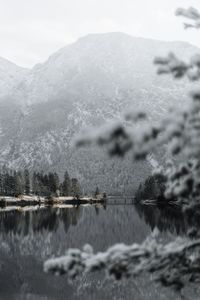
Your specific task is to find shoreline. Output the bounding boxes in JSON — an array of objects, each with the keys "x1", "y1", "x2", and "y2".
[{"x1": 0, "y1": 195, "x2": 106, "y2": 207}]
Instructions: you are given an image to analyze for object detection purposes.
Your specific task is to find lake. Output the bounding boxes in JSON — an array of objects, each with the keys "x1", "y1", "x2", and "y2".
[{"x1": 0, "y1": 201, "x2": 194, "y2": 300}]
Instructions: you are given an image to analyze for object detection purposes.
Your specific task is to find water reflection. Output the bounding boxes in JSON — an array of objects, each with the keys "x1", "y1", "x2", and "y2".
[
  {"x1": 0, "y1": 205, "x2": 91, "y2": 235},
  {"x1": 0, "y1": 202, "x2": 194, "y2": 236},
  {"x1": 134, "y1": 202, "x2": 200, "y2": 235},
  {"x1": 0, "y1": 203, "x2": 185, "y2": 300}
]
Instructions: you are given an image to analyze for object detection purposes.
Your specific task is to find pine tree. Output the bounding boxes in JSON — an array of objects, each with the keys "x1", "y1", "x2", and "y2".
[
  {"x1": 53, "y1": 172, "x2": 59, "y2": 194},
  {"x1": 32, "y1": 172, "x2": 41, "y2": 195},
  {"x1": 0, "y1": 172, "x2": 3, "y2": 195},
  {"x1": 71, "y1": 178, "x2": 81, "y2": 197},
  {"x1": 24, "y1": 169, "x2": 30, "y2": 195},
  {"x1": 14, "y1": 171, "x2": 24, "y2": 196},
  {"x1": 94, "y1": 186, "x2": 100, "y2": 198},
  {"x1": 4, "y1": 173, "x2": 15, "y2": 196},
  {"x1": 48, "y1": 172, "x2": 59, "y2": 194},
  {"x1": 62, "y1": 171, "x2": 71, "y2": 196}
]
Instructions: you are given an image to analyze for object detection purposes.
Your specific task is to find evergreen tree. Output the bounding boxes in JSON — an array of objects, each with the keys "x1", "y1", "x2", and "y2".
[
  {"x1": 0, "y1": 169, "x2": 81, "y2": 198},
  {"x1": 53, "y1": 172, "x2": 59, "y2": 194},
  {"x1": 24, "y1": 169, "x2": 30, "y2": 195},
  {"x1": 0, "y1": 172, "x2": 3, "y2": 195},
  {"x1": 42, "y1": 174, "x2": 50, "y2": 196},
  {"x1": 4, "y1": 173, "x2": 15, "y2": 196},
  {"x1": 62, "y1": 171, "x2": 71, "y2": 196},
  {"x1": 14, "y1": 171, "x2": 24, "y2": 196},
  {"x1": 71, "y1": 178, "x2": 81, "y2": 197},
  {"x1": 32, "y1": 172, "x2": 42, "y2": 195},
  {"x1": 94, "y1": 186, "x2": 100, "y2": 198},
  {"x1": 48, "y1": 172, "x2": 59, "y2": 194}
]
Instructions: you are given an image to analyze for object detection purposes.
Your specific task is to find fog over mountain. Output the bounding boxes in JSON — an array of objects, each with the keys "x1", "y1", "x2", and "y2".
[{"x1": 0, "y1": 32, "x2": 199, "y2": 194}]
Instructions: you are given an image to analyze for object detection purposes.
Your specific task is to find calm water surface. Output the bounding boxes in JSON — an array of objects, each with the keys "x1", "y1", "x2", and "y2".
[{"x1": 0, "y1": 202, "x2": 194, "y2": 300}]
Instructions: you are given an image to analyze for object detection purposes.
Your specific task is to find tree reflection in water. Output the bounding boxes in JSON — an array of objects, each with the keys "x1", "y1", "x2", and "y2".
[
  {"x1": 134, "y1": 202, "x2": 200, "y2": 235},
  {"x1": 0, "y1": 205, "x2": 84, "y2": 235},
  {"x1": 0, "y1": 203, "x2": 183, "y2": 300}
]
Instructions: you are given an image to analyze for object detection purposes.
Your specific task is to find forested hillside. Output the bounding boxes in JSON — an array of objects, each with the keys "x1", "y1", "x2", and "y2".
[{"x1": 0, "y1": 33, "x2": 199, "y2": 193}]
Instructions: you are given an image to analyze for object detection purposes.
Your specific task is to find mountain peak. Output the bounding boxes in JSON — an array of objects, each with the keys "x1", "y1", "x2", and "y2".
[
  {"x1": 72, "y1": 32, "x2": 197, "y2": 50},
  {"x1": 0, "y1": 56, "x2": 29, "y2": 99},
  {"x1": 0, "y1": 32, "x2": 199, "y2": 192},
  {"x1": 77, "y1": 32, "x2": 132, "y2": 41},
  {"x1": 0, "y1": 56, "x2": 28, "y2": 71}
]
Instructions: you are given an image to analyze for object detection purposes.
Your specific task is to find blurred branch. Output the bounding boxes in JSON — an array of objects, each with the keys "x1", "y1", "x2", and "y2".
[
  {"x1": 44, "y1": 235, "x2": 200, "y2": 292},
  {"x1": 176, "y1": 7, "x2": 200, "y2": 29}
]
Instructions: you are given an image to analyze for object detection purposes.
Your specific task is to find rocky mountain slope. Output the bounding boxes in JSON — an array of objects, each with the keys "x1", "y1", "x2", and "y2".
[
  {"x1": 0, "y1": 57, "x2": 28, "y2": 98},
  {"x1": 0, "y1": 33, "x2": 199, "y2": 194}
]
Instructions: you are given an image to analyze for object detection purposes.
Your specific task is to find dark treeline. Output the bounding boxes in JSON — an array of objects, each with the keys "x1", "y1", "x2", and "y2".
[
  {"x1": 0, "y1": 167, "x2": 81, "y2": 197},
  {"x1": 135, "y1": 173, "x2": 166, "y2": 202}
]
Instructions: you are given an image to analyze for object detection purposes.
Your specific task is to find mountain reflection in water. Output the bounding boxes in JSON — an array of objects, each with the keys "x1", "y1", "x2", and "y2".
[{"x1": 0, "y1": 203, "x2": 191, "y2": 300}]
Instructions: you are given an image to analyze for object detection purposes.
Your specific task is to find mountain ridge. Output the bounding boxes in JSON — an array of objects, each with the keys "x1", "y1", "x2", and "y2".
[
  {"x1": 0, "y1": 32, "x2": 199, "y2": 193},
  {"x1": 2, "y1": 32, "x2": 199, "y2": 70}
]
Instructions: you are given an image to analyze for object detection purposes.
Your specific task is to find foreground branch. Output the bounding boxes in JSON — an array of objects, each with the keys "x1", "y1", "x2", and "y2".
[{"x1": 44, "y1": 235, "x2": 200, "y2": 292}]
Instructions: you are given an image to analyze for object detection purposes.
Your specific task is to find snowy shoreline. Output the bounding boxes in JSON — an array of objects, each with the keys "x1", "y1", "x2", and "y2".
[{"x1": 0, "y1": 195, "x2": 106, "y2": 206}]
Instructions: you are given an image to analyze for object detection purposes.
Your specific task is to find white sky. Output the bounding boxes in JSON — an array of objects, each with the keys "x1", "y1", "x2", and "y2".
[{"x1": 0, "y1": 0, "x2": 200, "y2": 68}]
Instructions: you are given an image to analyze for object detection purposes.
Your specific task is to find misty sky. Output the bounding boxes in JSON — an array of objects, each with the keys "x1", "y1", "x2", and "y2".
[{"x1": 1, "y1": 0, "x2": 200, "y2": 68}]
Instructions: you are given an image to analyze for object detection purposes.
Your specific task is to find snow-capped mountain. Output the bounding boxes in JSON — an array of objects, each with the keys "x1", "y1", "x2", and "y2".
[{"x1": 0, "y1": 33, "x2": 199, "y2": 193}]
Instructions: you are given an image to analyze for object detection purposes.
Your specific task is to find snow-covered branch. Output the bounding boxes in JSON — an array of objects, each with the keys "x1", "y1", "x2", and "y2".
[
  {"x1": 176, "y1": 7, "x2": 200, "y2": 29},
  {"x1": 44, "y1": 235, "x2": 200, "y2": 292},
  {"x1": 154, "y1": 53, "x2": 200, "y2": 81}
]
